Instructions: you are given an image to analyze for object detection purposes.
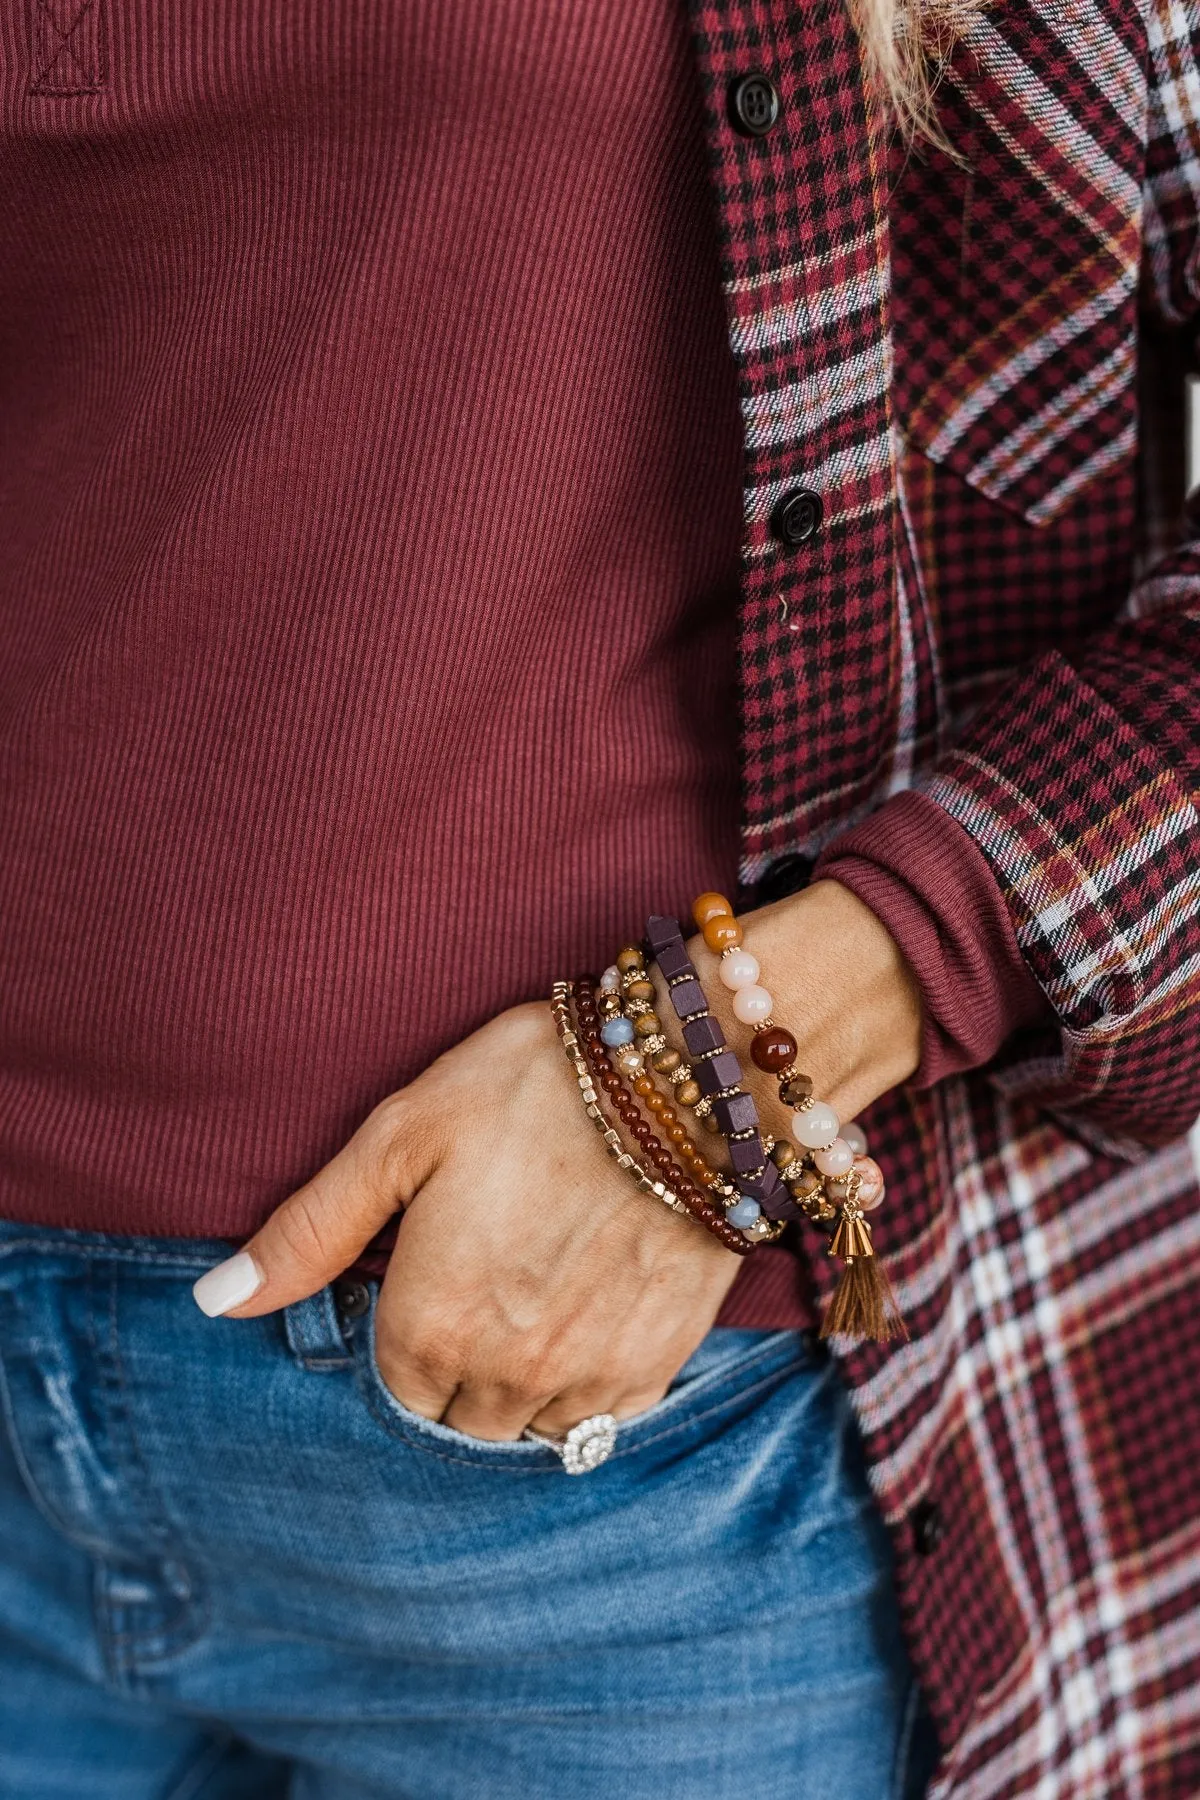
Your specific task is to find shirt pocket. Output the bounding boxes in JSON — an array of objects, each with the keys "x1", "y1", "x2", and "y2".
[{"x1": 889, "y1": 0, "x2": 1145, "y2": 528}]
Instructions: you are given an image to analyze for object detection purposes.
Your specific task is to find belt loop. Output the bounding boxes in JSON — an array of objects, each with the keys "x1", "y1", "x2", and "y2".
[{"x1": 284, "y1": 1286, "x2": 354, "y2": 1371}]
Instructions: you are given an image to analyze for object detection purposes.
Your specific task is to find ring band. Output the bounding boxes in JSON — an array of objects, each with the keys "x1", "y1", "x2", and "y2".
[{"x1": 522, "y1": 1412, "x2": 618, "y2": 1474}]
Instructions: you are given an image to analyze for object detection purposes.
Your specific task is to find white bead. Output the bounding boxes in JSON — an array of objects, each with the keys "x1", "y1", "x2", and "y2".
[
  {"x1": 791, "y1": 1100, "x2": 840, "y2": 1150},
  {"x1": 814, "y1": 1137, "x2": 855, "y2": 1177},
  {"x1": 732, "y1": 984, "x2": 773, "y2": 1025},
  {"x1": 600, "y1": 966, "x2": 621, "y2": 992},
  {"x1": 718, "y1": 948, "x2": 761, "y2": 992},
  {"x1": 841, "y1": 1122, "x2": 868, "y2": 1156}
]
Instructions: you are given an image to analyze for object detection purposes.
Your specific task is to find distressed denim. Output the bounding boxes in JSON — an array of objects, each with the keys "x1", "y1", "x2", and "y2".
[{"x1": 0, "y1": 1222, "x2": 938, "y2": 1798}]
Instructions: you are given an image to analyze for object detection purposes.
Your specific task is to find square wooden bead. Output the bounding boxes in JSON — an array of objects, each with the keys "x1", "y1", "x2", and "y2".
[
  {"x1": 654, "y1": 940, "x2": 692, "y2": 980},
  {"x1": 683, "y1": 1015, "x2": 726, "y2": 1057},
  {"x1": 696, "y1": 1049, "x2": 743, "y2": 1096},
  {"x1": 667, "y1": 976, "x2": 707, "y2": 1020},
  {"x1": 645, "y1": 915, "x2": 682, "y2": 955}
]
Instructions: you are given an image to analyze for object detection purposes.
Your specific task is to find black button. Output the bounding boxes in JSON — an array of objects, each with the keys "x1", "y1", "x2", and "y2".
[
  {"x1": 333, "y1": 1277, "x2": 370, "y2": 1321},
  {"x1": 772, "y1": 487, "x2": 823, "y2": 547},
  {"x1": 912, "y1": 1498, "x2": 945, "y2": 1556},
  {"x1": 755, "y1": 853, "x2": 814, "y2": 905},
  {"x1": 729, "y1": 73, "x2": 781, "y2": 138}
]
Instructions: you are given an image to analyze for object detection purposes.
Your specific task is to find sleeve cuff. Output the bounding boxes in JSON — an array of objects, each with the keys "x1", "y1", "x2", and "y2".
[{"x1": 812, "y1": 789, "x2": 1052, "y2": 1087}]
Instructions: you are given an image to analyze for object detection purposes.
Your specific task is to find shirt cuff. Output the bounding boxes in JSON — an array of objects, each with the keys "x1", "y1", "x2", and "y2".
[{"x1": 811, "y1": 789, "x2": 1052, "y2": 1087}]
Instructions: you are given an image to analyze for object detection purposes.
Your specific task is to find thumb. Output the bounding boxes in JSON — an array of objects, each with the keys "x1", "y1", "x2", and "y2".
[{"x1": 191, "y1": 1087, "x2": 443, "y2": 1318}]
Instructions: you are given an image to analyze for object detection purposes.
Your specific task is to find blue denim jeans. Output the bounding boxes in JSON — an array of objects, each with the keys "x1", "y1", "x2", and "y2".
[{"x1": 0, "y1": 1222, "x2": 938, "y2": 1799}]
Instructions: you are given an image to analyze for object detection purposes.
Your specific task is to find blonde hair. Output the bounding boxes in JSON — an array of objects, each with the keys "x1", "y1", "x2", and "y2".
[{"x1": 849, "y1": 0, "x2": 986, "y2": 148}]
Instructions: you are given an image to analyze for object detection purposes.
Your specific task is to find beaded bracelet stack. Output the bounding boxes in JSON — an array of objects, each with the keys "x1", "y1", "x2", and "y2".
[
  {"x1": 689, "y1": 890, "x2": 905, "y2": 1343},
  {"x1": 552, "y1": 894, "x2": 906, "y2": 1342}
]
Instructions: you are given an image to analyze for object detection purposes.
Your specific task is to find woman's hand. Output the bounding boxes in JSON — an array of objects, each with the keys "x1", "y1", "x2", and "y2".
[
  {"x1": 194, "y1": 879, "x2": 922, "y2": 1439},
  {"x1": 196, "y1": 997, "x2": 743, "y2": 1439}
]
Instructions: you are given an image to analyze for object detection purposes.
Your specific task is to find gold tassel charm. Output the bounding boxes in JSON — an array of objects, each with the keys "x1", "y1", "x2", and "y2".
[{"x1": 820, "y1": 1191, "x2": 908, "y2": 1345}]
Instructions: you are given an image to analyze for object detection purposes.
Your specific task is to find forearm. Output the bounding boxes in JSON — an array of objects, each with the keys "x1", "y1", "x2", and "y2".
[{"x1": 669, "y1": 878, "x2": 924, "y2": 1137}]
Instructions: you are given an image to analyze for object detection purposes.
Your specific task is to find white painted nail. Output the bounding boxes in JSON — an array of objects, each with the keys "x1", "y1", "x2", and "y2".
[{"x1": 192, "y1": 1251, "x2": 263, "y2": 1318}]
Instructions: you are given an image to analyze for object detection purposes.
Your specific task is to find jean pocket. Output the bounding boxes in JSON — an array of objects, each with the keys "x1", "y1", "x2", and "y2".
[{"x1": 354, "y1": 1301, "x2": 814, "y2": 1473}]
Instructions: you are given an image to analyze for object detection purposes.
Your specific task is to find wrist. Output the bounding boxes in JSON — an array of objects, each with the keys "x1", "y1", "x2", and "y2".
[{"x1": 685, "y1": 879, "x2": 922, "y2": 1131}]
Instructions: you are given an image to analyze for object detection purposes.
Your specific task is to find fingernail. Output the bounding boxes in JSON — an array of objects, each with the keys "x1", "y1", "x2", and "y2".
[{"x1": 192, "y1": 1251, "x2": 263, "y2": 1317}]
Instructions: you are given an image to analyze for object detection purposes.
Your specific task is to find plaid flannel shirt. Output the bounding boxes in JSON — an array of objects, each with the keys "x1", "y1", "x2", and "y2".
[{"x1": 683, "y1": 0, "x2": 1200, "y2": 1792}]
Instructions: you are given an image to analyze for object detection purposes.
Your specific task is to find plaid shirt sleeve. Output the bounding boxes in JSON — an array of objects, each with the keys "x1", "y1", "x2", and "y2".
[{"x1": 912, "y1": 0, "x2": 1200, "y2": 1155}]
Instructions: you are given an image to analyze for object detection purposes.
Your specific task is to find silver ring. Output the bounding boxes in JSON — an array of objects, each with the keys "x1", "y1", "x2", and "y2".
[{"x1": 522, "y1": 1412, "x2": 618, "y2": 1474}]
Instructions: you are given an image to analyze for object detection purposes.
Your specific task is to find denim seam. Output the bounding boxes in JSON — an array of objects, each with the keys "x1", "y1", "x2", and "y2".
[
  {"x1": 100, "y1": 1265, "x2": 212, "y2": 1664},
  {"x1": 359, "y1": 1342, "x2": 811, "y2": 1473},
  {"x1": 891, "y1": 1673, "x2": 922, "y2": 1800},
  {"x1": 0, "y1": 1236, "x2": 223, "y2": 1272},
  {"x1": 0, "y1": 1313, "x2": 107, "y2": 1555}
]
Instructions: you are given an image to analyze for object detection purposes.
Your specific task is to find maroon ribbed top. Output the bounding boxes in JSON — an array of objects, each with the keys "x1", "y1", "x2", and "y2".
[
  {"x1": 0, "y1": 0, "x2": 1040, "y2": 1330},
  {"x1": 0, "y1": 0, "x2": 750, "y2": 1225}
]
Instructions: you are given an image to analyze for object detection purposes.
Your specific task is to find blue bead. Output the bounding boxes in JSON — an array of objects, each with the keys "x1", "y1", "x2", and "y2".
[
  {"x1": 600, "y1": 1017, "x2": 635, "y2": 1047},
  {"x1": 727, "y1": 1197, "x2": 762, "y2": 1228}
]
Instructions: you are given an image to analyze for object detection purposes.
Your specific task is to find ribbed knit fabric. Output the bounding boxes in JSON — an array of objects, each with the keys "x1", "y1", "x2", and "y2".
[
  {"x1": 1, "y1": 0, "x2": 777, "y2": 1275},
  {"x1": 814, "y1": 793, "x2": 1051, "y2": 1086},
  {"x1": 0, "y1": 1, "x2": 1029, "y2": 1333}
]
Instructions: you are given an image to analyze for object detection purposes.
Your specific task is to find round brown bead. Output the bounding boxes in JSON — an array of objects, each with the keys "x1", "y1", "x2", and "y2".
[
  {"x1": 625, "y1": 977, "x2": 656, "y2": 1002},
  {"x1": 770, "y1": 1137, "x2": 799, "y2": 1169},
  {"x1": 751, "y1": 1026, "x2": 798, "y2": 1074},
  {"x1": 633, "y1": 1012, "x2": 661, "y2": 1040},
  {"x1": 633, "y1": 1075, "x2": 655, "y2": 1097},
  {"x1": 701, "y1": 915, "x2": 742, "y2": 954},
  {"x1": 676, "y1": 1079, "x2": 701, "y2": 1107},
  {"x1": 691, "y1": 891, "x2": 733, "y2": 931},
  {"x1": 652, "y1": 1048, "x2": 682, "y2": 1074},
  {"x1": 615, "y1": 946, "x2": 644, "y2": 973}
]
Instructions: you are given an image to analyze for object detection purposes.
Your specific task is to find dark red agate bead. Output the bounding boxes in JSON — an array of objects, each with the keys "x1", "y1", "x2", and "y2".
[{"x1": 750, "y1": 1026, "x2": 798, "y2": 1074}]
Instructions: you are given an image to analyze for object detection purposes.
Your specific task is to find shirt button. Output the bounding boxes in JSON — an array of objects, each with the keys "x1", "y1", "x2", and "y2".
[
  {"x1": 912, "y1": 1498, "x2": 945, "y2": 1556},
  {"x1": 728, "y1": 72, "x2": 781, "y2": 137},
  {"x1": 772, "y1": 487, "x2": 824, "y2": 547},
  {"x1": 333, "y1": 1277, "x2": 371, "y2": 1322},
  {"x1": 755, "y1": 853, "x2": 814, "y2": 904}
]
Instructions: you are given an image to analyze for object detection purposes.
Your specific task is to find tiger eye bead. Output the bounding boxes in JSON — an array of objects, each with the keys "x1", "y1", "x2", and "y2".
[
  {"x1": 786, "y1": 1166, "x2": 823, "y2": 1199},
  {"x1": 652, "y1": 1047, "x2": 682, "y2": 1074},
  {"x1": 676, "y1": 1079, "x2": 701, "y2": 1107},
  {"x1": 751, "y1": 1027, "x2": 798, "y2": 1074},
  {"x1": 616, "y1": 945, "x2": 644, "y2": 973},
  {"x1": 770, "y1": 1138, "x2": 799, "y2": 1170},
  {"x1": 701, "y1": 915, "x2": 743, "y2": 954},
  {"x1": 625, "y1": 977, "x2": 656, "y2": 1002},
  {"x1": 691, "y1": 892, "x2": 734, "y2": 930},
  {"x1": 633, "y1": 1011, "x2": 662, "y2": 1040}
]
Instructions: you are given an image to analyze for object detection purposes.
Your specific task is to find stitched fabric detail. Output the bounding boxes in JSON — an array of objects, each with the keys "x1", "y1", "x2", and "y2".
[{"x1": 29, "y1": 0, "x2": 106, "y2": 96}]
